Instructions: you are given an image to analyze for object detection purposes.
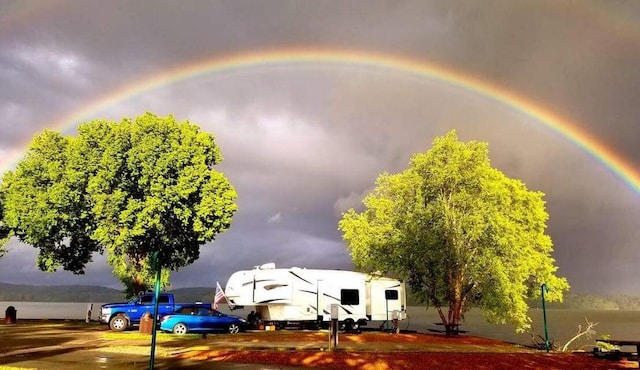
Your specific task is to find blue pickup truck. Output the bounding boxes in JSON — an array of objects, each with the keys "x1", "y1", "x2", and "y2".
[{"x1": 99, "y1": 293, "x2": 208, "y2": 331}]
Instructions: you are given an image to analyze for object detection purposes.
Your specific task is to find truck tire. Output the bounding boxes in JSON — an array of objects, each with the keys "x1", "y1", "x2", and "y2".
[
  {"x1": 227, "y1": 323, "x2": 240, "y2": 334},
  {"x1": 109, "y1": 314, "x2": 129, "y2": 331},
  {"x1": 172, "y1": 323, "x2": 188, "y2": 335}
]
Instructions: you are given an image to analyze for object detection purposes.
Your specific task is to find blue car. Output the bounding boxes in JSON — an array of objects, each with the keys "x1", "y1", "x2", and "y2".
[{"x1": 160, "y1": 304, "x2": 247, "y2": 335}]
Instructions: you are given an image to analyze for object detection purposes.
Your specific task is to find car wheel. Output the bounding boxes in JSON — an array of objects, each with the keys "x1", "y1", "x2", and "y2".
[
  {"x1": 228, "y1": 323, "x2": 240, "y2": 334},
  {"x1": 172, "y1": 323, "x2": 188, "y2": 335},
  {"x1": 109, "y1": 314, "x2": 128, "y2": 331}
]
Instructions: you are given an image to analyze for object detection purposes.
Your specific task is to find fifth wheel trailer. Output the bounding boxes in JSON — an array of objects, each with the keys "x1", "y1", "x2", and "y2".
[{"x1": 224, "y1": 263, "x2": 407, "y2": 329}]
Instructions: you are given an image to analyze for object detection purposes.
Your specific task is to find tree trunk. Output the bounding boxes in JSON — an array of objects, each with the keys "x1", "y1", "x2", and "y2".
[
  {"x1": 445, "y1": 272, "x2": 464, "y2": 335},
  {"x1": 131, "y1": 255, "x2": 150, "y2": 295},
  {"x1": 132, "y1": 276, "x2": 147, "y2": 295},
  {"x1": 126, "y1": 258, "x2": 150, "y2": 297}
]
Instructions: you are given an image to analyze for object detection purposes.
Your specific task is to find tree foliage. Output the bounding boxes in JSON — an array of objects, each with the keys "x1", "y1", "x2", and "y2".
[
  {"x1": 339, "y1": 130, "x2": 569, "y2": 332},
  {"x1": 0, "y1": 192, "x2": 9, "y2": 257},
  {"x1": 0, "y1": 113, "x2": 237, "y2": 296}
]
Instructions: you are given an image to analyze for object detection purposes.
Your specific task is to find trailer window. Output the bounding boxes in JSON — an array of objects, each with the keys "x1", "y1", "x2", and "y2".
[
  {"x1": 340, "y1": 289, "x2": 359, "y2": 305},
  {"x1": 385, "y1": 290, "x2": 399, "y2": 300}
]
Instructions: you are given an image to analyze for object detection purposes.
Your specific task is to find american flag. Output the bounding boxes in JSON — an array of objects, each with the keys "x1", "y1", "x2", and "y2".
[{"x1": 213, "y1": 281, "x2": 226, "y2": 310}]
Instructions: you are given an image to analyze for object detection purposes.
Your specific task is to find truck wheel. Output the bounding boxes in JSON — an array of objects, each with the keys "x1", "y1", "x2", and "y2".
[
  {"x1": 172, "y1": 323, "x2": 188, "y2": 335},
  {"x1": 228, "y1": 323, "x2": 240, "y2": 334},
  {"x1": 109, "y1": 314, "x2": 128, "y2": 331}
]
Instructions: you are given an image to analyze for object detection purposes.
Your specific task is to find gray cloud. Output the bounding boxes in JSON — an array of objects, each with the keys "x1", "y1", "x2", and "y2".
[{"x1": 1, "y1": 0, "x2": 639, "y2": 295}]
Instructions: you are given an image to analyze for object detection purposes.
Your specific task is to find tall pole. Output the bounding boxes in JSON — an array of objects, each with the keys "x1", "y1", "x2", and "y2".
[
  {"x1": 541, "y1": 283, "x2": 550, "y2": 353},
  {"x1": 316, "y1": 280, "x2": 321, "y2": 325},
  {"x1": 149, "y1": 251, "x2": 161, "y2": 370},
  {"x1": 385, "y1": 298, "x2": 389, "y2": 330}
]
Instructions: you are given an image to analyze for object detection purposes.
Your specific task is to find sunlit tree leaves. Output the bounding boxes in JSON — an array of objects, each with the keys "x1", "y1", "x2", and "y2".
[
  {"x1": 339, "y1": 130, "x2": 568, "y2": 332},
  {"x1": 1, "y1": 113, "x2": 237, "y2": 297}
]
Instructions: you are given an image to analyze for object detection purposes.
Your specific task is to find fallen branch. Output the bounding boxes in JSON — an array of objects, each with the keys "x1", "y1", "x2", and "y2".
[{"x1": 561, "y1": 317, "x2": 598, "y2": 352}]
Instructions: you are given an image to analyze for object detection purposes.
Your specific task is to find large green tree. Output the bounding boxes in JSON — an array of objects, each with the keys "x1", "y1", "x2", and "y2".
[
  {"x1": 1, "y1": 113, "x2": 237, "y2": 297},
  {"x1": 339, "y1": 131, "x2": 568, "y2": 333},
  {"x1": 0, "y1": 192, "x2": 9, "y2": 257}
]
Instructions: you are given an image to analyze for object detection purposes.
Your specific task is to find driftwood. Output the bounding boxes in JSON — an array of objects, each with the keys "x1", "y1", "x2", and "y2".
[{"x1": 560, "y1": 317, "x2": 598, "y2": 352}]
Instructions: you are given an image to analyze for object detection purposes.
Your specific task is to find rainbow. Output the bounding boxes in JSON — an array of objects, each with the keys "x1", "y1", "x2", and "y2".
[{"x1": 3, "y1": 48, "x2": 640, "y2": 194}]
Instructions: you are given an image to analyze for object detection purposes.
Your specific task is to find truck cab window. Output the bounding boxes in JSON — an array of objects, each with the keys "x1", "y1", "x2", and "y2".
[{"x1": 140, "y1": 296, "x2": 152, "y2": 304}]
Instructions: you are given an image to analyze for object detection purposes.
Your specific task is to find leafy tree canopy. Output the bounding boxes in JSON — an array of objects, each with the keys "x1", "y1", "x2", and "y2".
[
  {"x1": 0, "y1": 192, "x2": 9, "y2": 257},
  {"x1": 1, "y1": 113, "x2": 237, "y2": 296},
  {"x1": 339, "y1": 130, "x2": 568, "y2": 332}
]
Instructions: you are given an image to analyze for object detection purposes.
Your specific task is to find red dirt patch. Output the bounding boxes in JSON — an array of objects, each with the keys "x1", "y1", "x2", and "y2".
[
  {"x1": 231, "y1": 331, "x2": 508, "y2": 345},
  {"x1": 176, "y1": 332, "x2": 634, "y2": 369},
  {"x1": 181, "y1": 349, "x2": 634, "y2": 369}
]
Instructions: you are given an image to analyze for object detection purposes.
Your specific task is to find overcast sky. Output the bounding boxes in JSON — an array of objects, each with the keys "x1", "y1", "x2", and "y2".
[{"x1": 1, "y1": 0, "x2": 640, "y2": 295}]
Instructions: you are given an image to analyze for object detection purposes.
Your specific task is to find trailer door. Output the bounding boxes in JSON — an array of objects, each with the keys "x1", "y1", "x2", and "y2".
[{"x1": 368, "y1": 279, "x2": 403, "y2": 321}]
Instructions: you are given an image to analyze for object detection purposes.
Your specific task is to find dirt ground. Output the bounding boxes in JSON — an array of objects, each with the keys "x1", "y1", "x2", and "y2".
[{"x1": 0, "y1": 320, "x2": 637, "y2": 369}]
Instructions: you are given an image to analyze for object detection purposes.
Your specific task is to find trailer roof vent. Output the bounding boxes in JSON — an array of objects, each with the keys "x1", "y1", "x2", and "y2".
[{"x1": 255, "y1": 262, "x2": 276, "y2": 270}]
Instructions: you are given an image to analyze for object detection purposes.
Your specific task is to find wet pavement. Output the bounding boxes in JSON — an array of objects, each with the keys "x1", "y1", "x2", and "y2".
[
  {"x1": 0, "y1": 321, "x2": 306, "y2": 369},
  {"x1": 4, "y1": 350, "x2": 300, "y2": 370}
]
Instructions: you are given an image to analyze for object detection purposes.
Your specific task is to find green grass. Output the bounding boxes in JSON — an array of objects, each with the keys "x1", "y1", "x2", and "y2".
[{"x1": 101, "y1": 331, "x2": 203, "y2": 341}]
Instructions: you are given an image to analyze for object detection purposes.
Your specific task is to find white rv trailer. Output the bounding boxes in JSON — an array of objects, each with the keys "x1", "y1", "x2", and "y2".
[{"x1": 224, "y1": 263, "x2": 407, "y2": 329}]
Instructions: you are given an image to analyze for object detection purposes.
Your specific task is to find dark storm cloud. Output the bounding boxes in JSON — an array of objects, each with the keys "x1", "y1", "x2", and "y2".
[
  {"x1": 1, "y1": 0, "x2": 639, "y2": 294},
  {"x1": 422, "y1": 1, "x2": 640, "y2": 166}
]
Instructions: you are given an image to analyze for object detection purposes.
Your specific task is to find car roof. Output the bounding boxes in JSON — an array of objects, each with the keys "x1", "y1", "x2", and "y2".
[{"x1": 176, "y1": 303, "x2": 211, "y2": 308}]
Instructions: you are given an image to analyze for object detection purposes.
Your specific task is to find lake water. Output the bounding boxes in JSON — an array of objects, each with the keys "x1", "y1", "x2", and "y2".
[{"x1": 2, "y1": 301, "x2": 638, "y2": 349}]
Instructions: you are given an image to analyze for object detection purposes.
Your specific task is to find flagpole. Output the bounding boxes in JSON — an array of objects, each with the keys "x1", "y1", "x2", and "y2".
[
  {"x1": 220, "y1": 282, "x2": 234, "y2": 309},
  {"x1": 214, "y1": 281, "x2": 227, "y2": 310}
]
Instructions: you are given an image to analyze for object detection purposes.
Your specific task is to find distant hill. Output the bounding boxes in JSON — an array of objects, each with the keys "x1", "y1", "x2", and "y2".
[
  {"x1": 3, "y1": 283, "x2": 639, "y2": 309},
  {"x1": 169, "y1": 287, "x2": 216, "y2": 303},
  {"x1": 0, "y1": 283, "x2": 215, "y2": 303},
  {"x1": 0, "y1": 283, "x2": 124, "y2": 302},
  {"x1": 407, "y1": 291, "x2": 640, "y2": 311},
  {"x1": 527, "y1": 292, "x2": 640, "y2": 311}
]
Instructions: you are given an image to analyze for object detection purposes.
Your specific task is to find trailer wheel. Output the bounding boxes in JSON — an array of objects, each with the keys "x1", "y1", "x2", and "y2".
[
  {"x1": 109, "y1": 314, "x2": 128, "y2": 331},
  {"x1": 343, "y1": 319, "x2": 356, "y2": 332}
]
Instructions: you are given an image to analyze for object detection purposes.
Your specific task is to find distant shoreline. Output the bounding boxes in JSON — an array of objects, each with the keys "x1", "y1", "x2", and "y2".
[{"x1": 2, "y1": 283, "x2": 640, "y2": 310}]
